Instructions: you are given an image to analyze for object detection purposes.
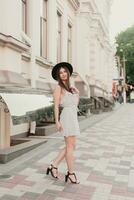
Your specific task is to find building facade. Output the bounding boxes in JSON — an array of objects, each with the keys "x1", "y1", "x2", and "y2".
[
  {"x1": 77, "y1": 0, "x2": 115, "y2": 98},
  {"x1": 0, "y1": 0, "x2": 115, "y2": 150}
]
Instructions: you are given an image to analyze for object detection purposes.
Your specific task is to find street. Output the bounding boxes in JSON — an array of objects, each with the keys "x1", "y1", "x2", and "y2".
[{"x1": 1, "y1": 104, "x2": 134, "y2": 200}]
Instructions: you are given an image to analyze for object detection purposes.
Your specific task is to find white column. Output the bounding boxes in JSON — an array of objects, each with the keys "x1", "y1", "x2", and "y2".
[
  {"x1": 96, "y1": 39, "x2": 99, "y2": 81},
  {"x1": 89, "y1": 29, "x2": 96, "y2": 79},
  {"x1": 72, "y1": 18, "x2": 77, "y2": 70},
  {"x1": 28, "y1": 0, "x2": 40, "y2": 88},
  {"x1": 100, "y1": 47, "x2": 104, "y2": 84}
]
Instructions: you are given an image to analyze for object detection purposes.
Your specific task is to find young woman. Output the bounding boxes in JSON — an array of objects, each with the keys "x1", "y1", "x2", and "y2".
[{"x1": 46, "y1": 62, "x2": 80, "y2": 184}]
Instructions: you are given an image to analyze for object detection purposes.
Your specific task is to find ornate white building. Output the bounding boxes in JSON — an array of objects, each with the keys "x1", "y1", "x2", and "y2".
[
  {"x1": 77, "y1": 0, "x2": 114, "y2": 98},
  {"x1": 0, "y1": 0, "x2": 115, "y2": 151}
]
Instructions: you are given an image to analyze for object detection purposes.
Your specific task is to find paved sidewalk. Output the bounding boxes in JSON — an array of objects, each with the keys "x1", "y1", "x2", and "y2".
[{"x1": 0, "y1": 104, "x2": 134, "y2": 200}]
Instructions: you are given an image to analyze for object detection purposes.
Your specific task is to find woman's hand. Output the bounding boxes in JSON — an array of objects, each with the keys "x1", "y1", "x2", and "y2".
[
  {"x1": 70, "y1": 87, "x2": 80, "y2": 95},
  {"x1": 56, "y1": 121, "x2": 63, "y2": 132}
]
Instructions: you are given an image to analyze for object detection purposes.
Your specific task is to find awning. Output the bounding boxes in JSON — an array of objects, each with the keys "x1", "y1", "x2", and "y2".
[{"x1": 0, "y1": 93, "x2": 53, "y2": 117}]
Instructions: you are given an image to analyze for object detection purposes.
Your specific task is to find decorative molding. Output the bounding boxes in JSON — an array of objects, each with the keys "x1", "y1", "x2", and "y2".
[
  {"x1": 68, "y1": 0, "x2": 80, "y2": 10},
  {"x1": 0, "y1": 96, "x2": 9, "y2": 113},
  {"x1": 80, "y1": 1, "x2": 109, "y2": 37},
  {"x1": 0, "y1": 33, "x2": 30, "y2": 53},
  {"x1": 21, "y1": 52, "x2": 31, "y2": 62},
  {"x1": 36, "y1": 80, "x2": 52, "y2": 91},
  {"x1": 81, "y1": 0, "x2": 97, "y2": 13},
  {"x1": 0, "y1": 70, "x2": 29, "y2": 87},
  {"x1": 35, "y1": 56, "x2": 53, "y2": 69}
]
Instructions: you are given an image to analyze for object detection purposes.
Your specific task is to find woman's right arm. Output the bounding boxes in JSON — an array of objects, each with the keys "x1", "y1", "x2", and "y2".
[{"x1": 53, "y1": 85, "x2": 63, "y2": 131}]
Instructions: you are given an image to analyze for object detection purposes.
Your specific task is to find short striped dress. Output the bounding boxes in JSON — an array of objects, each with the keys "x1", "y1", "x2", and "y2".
[{"x1": 59, "y1": 90, "x2": 80, "y2": 137}]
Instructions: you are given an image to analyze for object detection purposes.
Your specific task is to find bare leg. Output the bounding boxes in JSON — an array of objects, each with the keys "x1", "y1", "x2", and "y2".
[
  {"x1": 49, "y1": 148, "x2": 66, "y2": 177},
  {"x1": 64, "y1": 136, "x2": 79, "y2": 183},
  {"x1": 65, "y1": 136, "x2": 76, "y2": 173},
  {"x1": 47, "y1": 136, "x2": 78, "y2": 182},
  {"x1": 52, "y1": 148, "x2": 66, "y2": 167}
]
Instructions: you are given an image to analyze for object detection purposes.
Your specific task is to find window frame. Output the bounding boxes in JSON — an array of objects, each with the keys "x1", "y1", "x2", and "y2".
[
  {"x1": 40, "y1": 0, "x2": 48, "y2": 59},
  {"x1": 57, "y1": 10, "x2": 62, "y2": 63},
  {"x1": 22, "y1": 0, "x2": 27, "y2": 33}
]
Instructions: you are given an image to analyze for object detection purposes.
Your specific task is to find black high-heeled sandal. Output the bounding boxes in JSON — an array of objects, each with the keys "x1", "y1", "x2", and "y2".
[
  {"x1": 46, "y1": 164, "x2": 58, "y2": 178},
  {"x1": 65, "y1": 171, "x2": 80, "y2": 184}
]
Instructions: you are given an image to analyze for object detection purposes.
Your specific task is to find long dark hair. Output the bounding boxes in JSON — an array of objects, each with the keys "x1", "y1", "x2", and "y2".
[{"x1": 56, "y1": 66, "x2": 72, "y2": 93}]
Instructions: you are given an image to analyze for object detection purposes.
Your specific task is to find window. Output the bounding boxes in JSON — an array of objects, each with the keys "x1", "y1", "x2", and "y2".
[
  {"x1": 67, "y1": 23, "x2": 72, "y2": 63},
  {"x1": 57, "y1": 11, "x2": 62, "y2": 63},
  {"x1": 40, "y1": 0, "x2": 48, "y2": 58},
  {"x1": 22, "y1": 0, "x2": 27, "y2": 33}
]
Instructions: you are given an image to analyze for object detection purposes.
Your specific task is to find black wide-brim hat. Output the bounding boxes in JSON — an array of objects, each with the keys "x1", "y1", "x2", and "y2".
[{"x1": 51, "y1": 62, "x2": 73, "y2": 80}]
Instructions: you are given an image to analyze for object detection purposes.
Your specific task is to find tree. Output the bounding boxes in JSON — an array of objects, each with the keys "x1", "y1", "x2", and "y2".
[{"x1": 116, "y1": 25, "x2": 134, "y2": 84}]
